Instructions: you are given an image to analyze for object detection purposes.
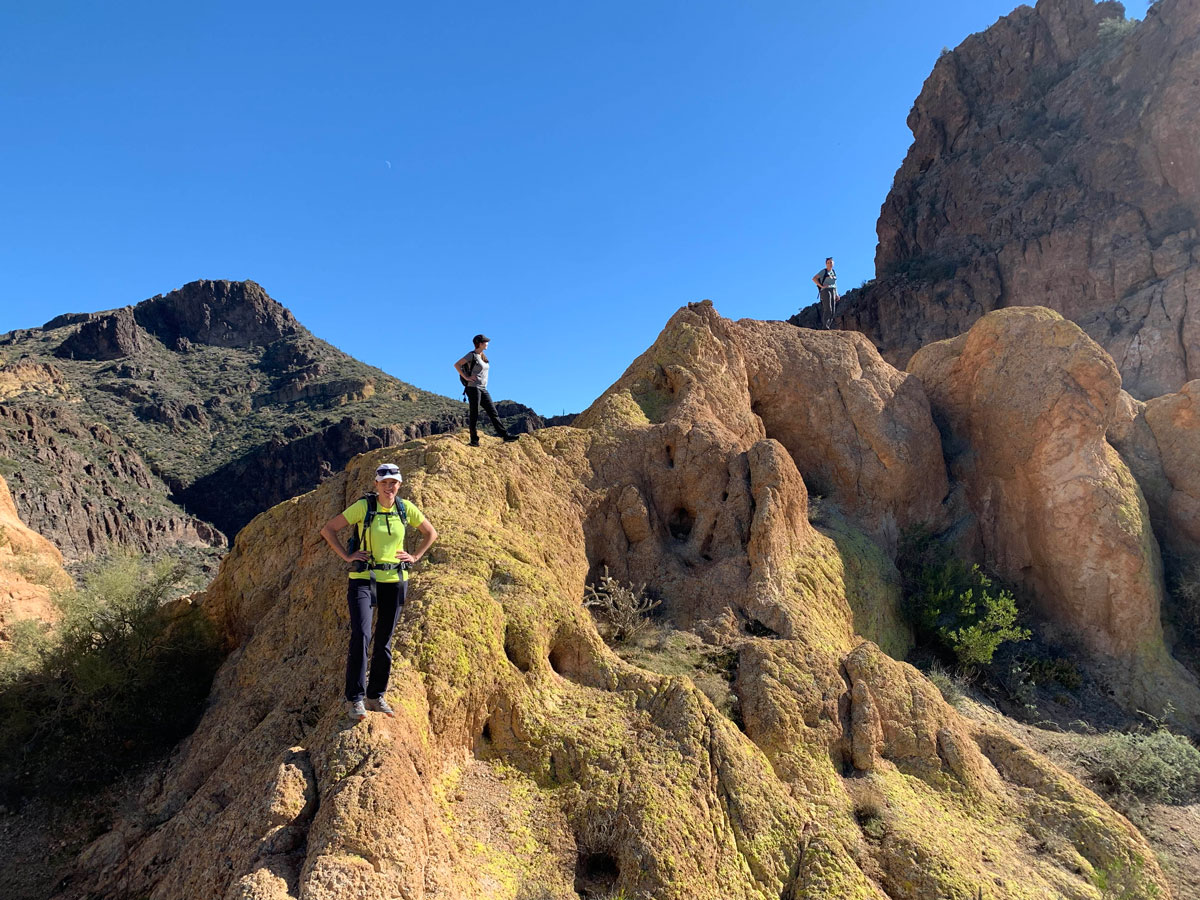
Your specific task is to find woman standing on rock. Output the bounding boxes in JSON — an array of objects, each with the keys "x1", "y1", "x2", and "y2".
[
  {"x1": 454, "y1": 333, "x2": 518, "y2": 446},
  {"x1": 319, "y1": 462, "x2": 438, "y2": 722}
]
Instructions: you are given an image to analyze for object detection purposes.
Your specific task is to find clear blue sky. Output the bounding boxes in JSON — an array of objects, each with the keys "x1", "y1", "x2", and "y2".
[{"x1": 1, "y1": 1, "x2": 1150, "y2": 416}]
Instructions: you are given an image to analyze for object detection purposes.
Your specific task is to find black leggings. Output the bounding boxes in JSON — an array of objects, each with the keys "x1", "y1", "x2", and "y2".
[
  {"x1": 345, "y1": 578, "x2": 407, "y2": 702},
  {"x1": 465, "y1": 385, "x2": 508, "y2": 442}
]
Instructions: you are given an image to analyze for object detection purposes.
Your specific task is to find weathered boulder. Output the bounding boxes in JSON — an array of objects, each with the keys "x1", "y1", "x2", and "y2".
[
  {"x1": 0, "y1": 474, "x2": 70, "y2": 642},
  {"x1": 909, "y1": 306, "x2": 1200, "y2": 719},
  {"x1": 816, "y1": 0, "x2": 1200, "y2": 401},
  {"x1": 64, "y1": 302, "x2": 1171, "y2": 900}
]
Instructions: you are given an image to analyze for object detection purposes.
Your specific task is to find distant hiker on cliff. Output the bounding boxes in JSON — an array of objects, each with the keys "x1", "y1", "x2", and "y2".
[
  {"x1": 319, "y1": 462, "x2": 438, "y2": 722},
  {"x1": 454, "y1": 334, "x2": 519, "y2": 446},
  {"x1": 812, "y1": 257, "x2": 838, "y2": 329}
]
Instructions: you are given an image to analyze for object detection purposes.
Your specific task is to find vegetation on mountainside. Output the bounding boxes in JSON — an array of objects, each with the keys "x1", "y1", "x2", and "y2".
[
  {"x1": 1082, "y1": 715, "x2": 1200, "y2": 806},
  {"x1": 0, "y1": 556, "x2": 222, "y2": 802},
  {"x1": 898, "y1": 527, "x2": 1029, "y2": 667}
]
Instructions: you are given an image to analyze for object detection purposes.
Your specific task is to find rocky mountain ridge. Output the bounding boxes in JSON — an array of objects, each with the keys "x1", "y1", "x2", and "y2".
[
  {"x1": 0, "y1": 280, "x2": 481, "y2": 557},
  {"x1": 795, "y1": 0, "x2": 1200, "y2": 400}
]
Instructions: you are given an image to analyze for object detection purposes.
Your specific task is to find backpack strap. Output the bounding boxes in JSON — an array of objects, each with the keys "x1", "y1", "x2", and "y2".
[{"x1": 360, "y1": 493, "x2": 378, "y2": 555}]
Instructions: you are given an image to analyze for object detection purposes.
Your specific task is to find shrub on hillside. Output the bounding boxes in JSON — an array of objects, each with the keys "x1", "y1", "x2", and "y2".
[
  {"x1": 583, "y1": 567, "x2": 660, "y2": 644},
  {"x1": 0, "y1": 556, "x2": 222, "y2": 802},
  {"x1": 1084, "y1": 725, "x2": 1200, "y2": 804},
  {"x1": 899, "y1": 528, "x2": 1030, "y2": 667}
]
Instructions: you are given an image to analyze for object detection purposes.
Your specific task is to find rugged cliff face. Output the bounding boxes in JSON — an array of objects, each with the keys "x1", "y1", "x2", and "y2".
[
  {"x1": 64, "y1": 303, "x2": 1177, "y2": 900},
  {"x1": 0, "y1": 280, "x2": 471, "y2": 558},
  {"x1": 0, "y1": 474, "x2": 71, "y2": 643},
  {"x1": 911, "y1": 306, "x2": 1200, "y2": 718},
  {"x1": 801, "y1": 0, "x2": 1200, "y2": 400}
]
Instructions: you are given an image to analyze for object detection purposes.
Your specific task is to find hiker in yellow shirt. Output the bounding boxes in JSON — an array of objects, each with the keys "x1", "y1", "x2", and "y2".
[{"x1": 319, "y1": 462, "x2": 437, "y2": 721}]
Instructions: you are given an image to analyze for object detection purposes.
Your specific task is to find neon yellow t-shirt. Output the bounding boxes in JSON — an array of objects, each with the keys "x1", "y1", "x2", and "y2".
[{"x1": 342, "y1": 497, "x2": 425, "y2": 582}]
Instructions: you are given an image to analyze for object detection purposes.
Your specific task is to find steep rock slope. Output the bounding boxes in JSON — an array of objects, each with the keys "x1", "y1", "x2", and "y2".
[
  {"x1": 66, "y1": 303, "x2": 1170, "y2": 900},
  {"x1": 0, "y1": 474, "x2": 71, "y2": 642},
  {"x1": 910, "y1": 307, "x2": 1200, "y2": 720},
  {"x1": 0, "y1": 280, "x2": 467, "y2": 557},
  {"x1": 803, "y1": 0, "x2": 1200, "y2": 400}
]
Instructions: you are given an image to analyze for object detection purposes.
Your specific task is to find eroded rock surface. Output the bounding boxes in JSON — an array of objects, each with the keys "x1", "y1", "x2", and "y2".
[
  {"x1": 64, "y1": 303, "x2": 1171, "y2": 900},
  {"x1": 910, "y1": 306, "x2": 1200, "y2": 720},
  {"x1": 806, "y1": 0, "x2": 1200, "y2": 400},
  {"x1": 1109, "y1": 382, "x2": 1200, "y2": 569}
]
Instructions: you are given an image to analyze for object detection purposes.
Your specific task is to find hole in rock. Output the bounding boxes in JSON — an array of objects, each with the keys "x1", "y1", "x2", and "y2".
[
  {"x1": 720, "y1": 491, "x2": 728, "y2": 502},
  {"x1": 473, "y1": 719, "x2": 494, "y2": 759},
  {"x1": 667, "y1": 507, "x2": 694, "y2": 542},
  {"x1": 744, "y1": 618, "x2": 780, "y2": 639},
  {"x1": 574, "y1": 850, "x2": 620, "y2": 898},
  {"x1": 504, "y1": 624, "x2": 531, "y2": 672},
  {"x1": 665, "y1": 444, "x2": 675, "y2": 468}
]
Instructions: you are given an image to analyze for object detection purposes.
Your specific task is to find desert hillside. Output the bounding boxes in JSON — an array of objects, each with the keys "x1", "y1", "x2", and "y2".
[{"x1": 57, "y1": 301, "x2": 1193, "y2": 900}]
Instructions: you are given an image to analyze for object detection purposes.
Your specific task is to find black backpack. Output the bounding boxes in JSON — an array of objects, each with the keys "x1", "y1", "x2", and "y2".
[{"x1": 458, "y1": 351, "x2": 481, "y2": 390}]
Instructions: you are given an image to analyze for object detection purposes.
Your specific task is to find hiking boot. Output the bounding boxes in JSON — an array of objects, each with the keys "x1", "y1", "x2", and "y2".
[
  {"x1": 366, "y1": 695, "x2": 396, "y2": 717},
  {"x1": 347, "y1": 699, "x2": 367, "y2": 722},
  {"x1": 502, "y1": 434, "x2": 518, "y2": 442},
  {"x1": 468, "y1": 439, "x2": 480, "y2": 447}
]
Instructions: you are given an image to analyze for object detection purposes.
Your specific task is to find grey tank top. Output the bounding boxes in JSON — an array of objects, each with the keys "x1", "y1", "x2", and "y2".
[{"x1": 468, "y1": 352, "x2": 489, "y2": 389}]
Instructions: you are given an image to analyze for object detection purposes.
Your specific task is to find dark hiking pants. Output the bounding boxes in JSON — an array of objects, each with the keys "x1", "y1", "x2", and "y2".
[
  {"x1": 345, "y1": 578, "x2": 407, "y2": 702},
  {"x1": 465, "y1": 385, "x2": 508, "y2": 442},
  {"x1": 819, "y1": 288, "x2": 838, "y2": 329}
]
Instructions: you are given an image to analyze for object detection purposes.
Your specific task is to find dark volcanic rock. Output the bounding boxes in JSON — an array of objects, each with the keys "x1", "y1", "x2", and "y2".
[
  {"x1": 803, "y1": 0, "x2": 1200, "y2": 400},
  {"x1": 54, "y1": 307, "x2": 147, "y2": 361},
  {"x1": 0, "y1": 404, "x2": 225, "y2": 559},
  {"x1": 133, "y1": 279, "x2": 300, "y2": 349}
]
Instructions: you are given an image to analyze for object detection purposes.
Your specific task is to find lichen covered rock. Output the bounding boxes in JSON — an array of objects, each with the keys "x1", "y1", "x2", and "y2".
[{"x1": 65, "y1": 303, "x2": 1171, "y2": 900}]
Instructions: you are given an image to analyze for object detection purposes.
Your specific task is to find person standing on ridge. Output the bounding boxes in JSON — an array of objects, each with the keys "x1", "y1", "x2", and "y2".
[
  {"x1": 812, "y1": 257, "x2": 838, "y2": 329},
  {"x1": 454, "y1": 334, "x2": 518, "y2": 446},
  {"x1": 319, "y1": 462, "x2": 438, "y2": 722}
]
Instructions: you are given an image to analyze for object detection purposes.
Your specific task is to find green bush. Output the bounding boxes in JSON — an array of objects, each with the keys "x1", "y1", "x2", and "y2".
[
  {"x1": 1085, "y1": 727, "x2": 1200, "y2": 804},
  {"x1": 0, "y1": 556, "x2": 222, "y2": 802},
  {"x1": 899, "y1": 529, "x2": 1030, "y2": 667}
]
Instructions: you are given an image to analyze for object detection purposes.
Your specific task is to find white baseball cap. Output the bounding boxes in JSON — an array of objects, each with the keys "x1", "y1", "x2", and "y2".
[{"x1": 375, "y1": 463, "x2": 402, "y2": 483}]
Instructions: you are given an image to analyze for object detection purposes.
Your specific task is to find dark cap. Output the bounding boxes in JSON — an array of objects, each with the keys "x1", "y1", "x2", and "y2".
[{"x1": 472, "y1": 333, "x2": 491, "y2": 346}]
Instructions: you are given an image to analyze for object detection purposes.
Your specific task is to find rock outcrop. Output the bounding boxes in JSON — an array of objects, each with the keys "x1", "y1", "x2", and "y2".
[
  {"x1": 132, "y1": 280, "x2": 300, "y2": 350},
  {"x1": 910, "y1": 306, "x2": 1200, "y2": 719},
  {"x1": 1110, "y1": 381, "x2": 1200, "y2": 569},
  {"x1": 54, "y1": 307, "x2": 147, "y2": 361},
  {"x1": 805, "y1": 0, "x2": 1200, "y2": 400},
  {"x1": 64, "y1": 303, "x2": 1172, "y2": 900},
  {"x1": 0, "y1": 474, "x2": 71, "y2": 643}
]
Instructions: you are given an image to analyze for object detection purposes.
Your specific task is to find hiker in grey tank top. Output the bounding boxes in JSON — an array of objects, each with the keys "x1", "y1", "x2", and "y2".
[
  {"x1": 812, "y1": 257, "x2": 838, "y2": 329},
  {"x1": 454, "y1": 334, "x2": 518, "y2": 447}
]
